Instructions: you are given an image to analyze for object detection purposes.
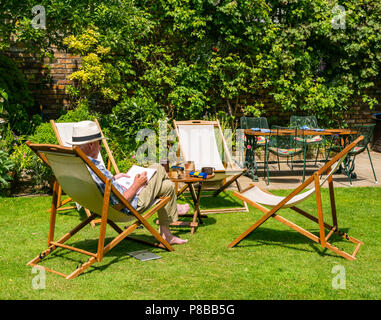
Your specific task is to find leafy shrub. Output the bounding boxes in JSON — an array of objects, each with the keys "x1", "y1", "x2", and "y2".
[
  {"x1": 0, "y1": 124, "x2": 17, "y2": 153},
  {"x1": 57, "y1": 99, "x2": 96, "y2": 123},
  {"x1": 0, "y1": 149, "x2": 15, "y2": 192},
  {"x1": 9, "y1": 143, "x2": 51, "y2": 192},
  {"x1": 99, "y1": 93, "x2": 165, "y2": 170},
  {"x1": 63, "y1": 28, "x2": 121, "y2": 106},
  {"x1": 9, "y1": 130, "x2": 55, "y2": 194},
  {"x1": 0, "y1": 88, "x2": 7, "y2": 115},
  {"x1": 0, "y1": 54, "x2": 36, "y2": 135}
]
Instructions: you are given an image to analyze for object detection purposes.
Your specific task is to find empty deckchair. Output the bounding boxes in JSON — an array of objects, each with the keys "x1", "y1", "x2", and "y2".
[
  {"x1": 26, "y1": 142, "x2": 173, "y2": 280},
  {"x1": 50, "y1": 119, "x2": 119, "y2": 227},
  {"x1": 228, "y1": 135, "x2": 364, "y2": 261},
  {"x1": 174, "y1": 120, "x2": 248, "y2": 214}
]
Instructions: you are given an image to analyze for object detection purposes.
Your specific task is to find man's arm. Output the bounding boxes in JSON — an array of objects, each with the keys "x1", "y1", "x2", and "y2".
[{"x1": 118, "y1": 172, "x2": 147, "y2": 202}]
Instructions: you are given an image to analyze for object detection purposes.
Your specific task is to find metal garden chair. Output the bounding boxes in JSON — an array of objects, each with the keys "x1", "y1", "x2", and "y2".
[
  {"x1": 325, "y1": 123, "x2": 377, "y2": 184},
  {"x1": 290, "y1": 115, "x2": 325, "y2": 171},
  {"x1": 265, "y1": 126, "x2": 304, "y2": 185}
]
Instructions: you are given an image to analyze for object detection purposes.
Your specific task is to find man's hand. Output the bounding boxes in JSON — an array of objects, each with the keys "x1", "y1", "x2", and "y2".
[
  {"x1": 113, "y1": 173, "x2": 130, "y2": 180},
  {"x1": 133, "y1": 171, "x2": 148, "y2": 189},
  {"x1": 120, "y1": 171, "x2": 147, "y2": 202}
]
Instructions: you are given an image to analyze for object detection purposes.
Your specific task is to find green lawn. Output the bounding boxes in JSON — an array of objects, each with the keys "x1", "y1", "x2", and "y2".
[{"x1": 1, "y1": 187, "x2": 380, "y2": 300}]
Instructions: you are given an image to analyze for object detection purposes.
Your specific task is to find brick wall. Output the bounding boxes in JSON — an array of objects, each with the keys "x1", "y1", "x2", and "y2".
[
  {"x1": 344, "y1": 82, "x2": 381, "y2": 125},
  {"x1": 4, "y1": 46, "x2": 81, "y2": 120}
]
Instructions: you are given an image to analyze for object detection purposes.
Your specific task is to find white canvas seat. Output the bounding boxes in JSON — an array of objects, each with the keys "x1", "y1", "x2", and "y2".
[
  {"x1": 45, "y1": 151, "x2": 130, "y2": 222},
  {"x1": 243, "y1": 186, "x2": 316, "y2": 208},
  {"x1": 174, "y1": 120, "x2": 248, "y2": 214},
  {"x1": 240, "y1": 152, "x2": 346, "y2": 209},
  {"x1": 26, "y1": 142, "x2": 174, "y2": 279},
  {"x1": 177, "y1": 124, "x2": 226, "y2": 172},
  {"x1": 50, "y1": 119, "x2": 120, "y2": 226},
  {"x1": 176, "y1": 122, "x2": 243, "y2": 177},
  {"x1": 229, "y1": 136, "x2": 364, "y2": 261}
]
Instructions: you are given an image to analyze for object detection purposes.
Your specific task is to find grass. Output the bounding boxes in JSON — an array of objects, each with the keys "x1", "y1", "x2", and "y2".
[{"x1": 0, "y1": 187, "x2": 380, "y2": 300}]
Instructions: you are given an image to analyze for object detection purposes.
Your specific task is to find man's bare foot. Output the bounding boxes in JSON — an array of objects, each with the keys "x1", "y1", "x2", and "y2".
[
  {"x1": 159, "y1": 226, "x2": 188, "y2": 245},
  {"x1": 177, "y1": 203, "x2": 190, "y2": 216},
  {"x1": 166, "y1": 235, "x2": 188, "y2": 245}
]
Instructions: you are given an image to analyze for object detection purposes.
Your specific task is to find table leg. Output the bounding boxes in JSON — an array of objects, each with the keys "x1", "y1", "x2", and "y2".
[
  {"x1": 244, "y1": 135, "x2": 259, "y2": 181},
  {"x1": 188, "y1": 182, "x2": 203, "y2": 235},
  {"x1": 195, "y1": 182, "x2": 203, "y2": 222},
  {"x1": 339, "y1": 135, "x2": 356, "y2": 182}
]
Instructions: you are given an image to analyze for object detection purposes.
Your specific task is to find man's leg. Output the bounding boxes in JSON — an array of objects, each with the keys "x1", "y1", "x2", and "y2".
[
  {"x1": 137, "y1": 164, "x2": 176, "y2": 219},
  {"x1": 137, "y1": 164, "x2": 187, "y2": 244}
]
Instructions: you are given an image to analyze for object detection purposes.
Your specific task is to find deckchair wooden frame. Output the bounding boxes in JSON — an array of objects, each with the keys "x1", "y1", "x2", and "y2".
[
  {"x1": 173, "y1": 119, "x2": 248, "y2": 214},
  {"x1": 228, "y1": 135, "x2": 364, "y2": 261},
  {"x1": 50, "y1": 119, "x2": 120, "y2": 227},
  {"x1": 26, "y1": 142, "x2": 174, "y2": 280}
]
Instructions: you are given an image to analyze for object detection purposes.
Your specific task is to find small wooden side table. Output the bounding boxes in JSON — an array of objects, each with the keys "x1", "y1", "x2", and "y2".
[{"x1": 168, "y1": 172, "x2": 215, "y2": 235}]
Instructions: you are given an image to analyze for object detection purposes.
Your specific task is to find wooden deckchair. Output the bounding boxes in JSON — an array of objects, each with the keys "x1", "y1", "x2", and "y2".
[
  {"x1": 50, "y1": 119, "x2": 119, "y2": 227},
  {"x1": 26, "y1": 142, "x2": 173, "y2": 280},
  {"x1": 174, "y1": 120, "x2": 248, "y2": 214},
  {"x1": 228, "y1": 135, "x2": 364, "y2": 261}
]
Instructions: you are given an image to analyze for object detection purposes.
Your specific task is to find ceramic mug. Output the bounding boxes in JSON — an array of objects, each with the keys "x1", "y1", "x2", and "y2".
[
  {"x1": 185, "y1": 161, "x2": 195, "y2": 172},
  {"x1": 201, "y1": 167, "x2": 214, "y2": 175}
]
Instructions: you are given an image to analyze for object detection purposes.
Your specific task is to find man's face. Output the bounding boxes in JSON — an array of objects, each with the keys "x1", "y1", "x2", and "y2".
[
  {"x1": 80, "y1": 140, "x2": 101, "y2": 158},
  {"x1": 89, "y1": 141, "x2": 101, "y2": 158}
]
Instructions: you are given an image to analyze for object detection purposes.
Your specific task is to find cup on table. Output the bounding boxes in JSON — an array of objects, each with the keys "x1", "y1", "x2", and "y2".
[
  {"x1": 168, "y1": 170, "x2": 180, "y2": 179},
  {"x1": 185, "y1": 161, "x2": 195, "y2": 173},
  {"x1": 201, "y1": 167, "x2": 214, "y2": 175}
]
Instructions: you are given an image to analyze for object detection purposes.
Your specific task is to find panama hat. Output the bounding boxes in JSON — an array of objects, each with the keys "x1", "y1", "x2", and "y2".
[{"x1": 67, "y1": 120, "x2": 107, "y2": 145}]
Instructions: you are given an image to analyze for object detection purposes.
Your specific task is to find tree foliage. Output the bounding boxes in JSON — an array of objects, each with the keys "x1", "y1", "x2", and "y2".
[
  {"x1": 0, "y1": 54, "x2": 35, "y2": 135},
  {"x1": 1, "y1": 0, "x2": 381, "y2": 129}
]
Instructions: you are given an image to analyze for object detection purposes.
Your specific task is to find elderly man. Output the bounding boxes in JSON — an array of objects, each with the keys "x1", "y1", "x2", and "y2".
[{"x1": 68, "y1": 121, "x2": 188, "y2": 245}]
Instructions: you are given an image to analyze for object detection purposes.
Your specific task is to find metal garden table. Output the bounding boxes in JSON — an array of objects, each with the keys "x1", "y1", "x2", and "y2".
[{"x1": 243, "y1": 128, "x2": 358, "y2": 182}]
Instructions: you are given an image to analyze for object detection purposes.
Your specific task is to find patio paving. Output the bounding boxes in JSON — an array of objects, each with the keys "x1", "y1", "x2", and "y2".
[{"x1": 235, "y1": 150, "x2": 381, "y2": 190}]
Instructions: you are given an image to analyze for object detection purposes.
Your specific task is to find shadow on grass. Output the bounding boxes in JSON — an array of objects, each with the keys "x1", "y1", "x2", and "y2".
[
  {"x1": 180, "y1": 190, "x2": 245, "y2": 210},
  {"x1": 37, "y1": 232, "x2": 170, "y2": 277},
  {"x1": 231, "y1": 226, "x2": 353, "y2": 258}
]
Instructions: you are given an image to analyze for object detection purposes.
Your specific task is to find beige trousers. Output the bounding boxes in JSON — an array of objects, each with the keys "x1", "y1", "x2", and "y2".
[{"x1": 137, "y1": 163, "x2": 178, "y2": 225}]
